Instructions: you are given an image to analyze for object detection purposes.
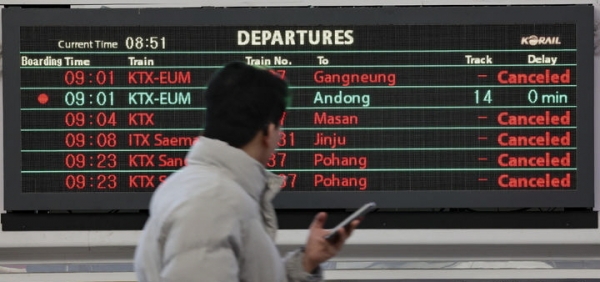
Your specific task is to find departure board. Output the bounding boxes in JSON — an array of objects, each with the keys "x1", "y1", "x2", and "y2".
[{"x1": 3, "y1": 6, "x2": 594, "y2": 211}]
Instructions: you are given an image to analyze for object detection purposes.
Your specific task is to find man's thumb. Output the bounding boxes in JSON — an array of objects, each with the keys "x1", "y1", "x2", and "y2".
[{"x1": 310, "y1": 212, "x2": 327, "y2": 229}]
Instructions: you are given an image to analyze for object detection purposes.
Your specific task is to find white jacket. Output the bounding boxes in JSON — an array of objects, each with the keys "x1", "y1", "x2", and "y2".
[{"x1": 134, "y1": 137, "x2": 322, "y2": 282}]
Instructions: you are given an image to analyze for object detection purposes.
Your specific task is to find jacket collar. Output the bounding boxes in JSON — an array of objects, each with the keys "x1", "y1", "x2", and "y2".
[{"x1": 185, "y1": 137, "x2": 283, "y2": 203}]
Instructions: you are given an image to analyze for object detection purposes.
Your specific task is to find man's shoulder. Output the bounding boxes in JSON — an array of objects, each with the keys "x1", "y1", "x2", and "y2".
[{"x1": 157, "y1": 166, "x2": 257, "y2": 217}]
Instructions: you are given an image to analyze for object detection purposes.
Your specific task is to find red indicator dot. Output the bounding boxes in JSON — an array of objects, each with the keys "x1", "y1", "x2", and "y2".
[{"x1": 37, "y1": 93, "x2": 49, "y2": 105}]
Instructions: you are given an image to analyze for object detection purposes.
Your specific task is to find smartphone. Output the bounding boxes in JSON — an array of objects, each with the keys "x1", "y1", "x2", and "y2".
[{"x1": 324, "y1": 202, "x2": 377, "y2": 243}]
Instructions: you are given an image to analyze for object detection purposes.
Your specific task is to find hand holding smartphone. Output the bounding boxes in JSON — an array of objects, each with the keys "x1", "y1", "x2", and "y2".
[{"x1": 324, "y1": 202, "x2": 376, "y2": 243}]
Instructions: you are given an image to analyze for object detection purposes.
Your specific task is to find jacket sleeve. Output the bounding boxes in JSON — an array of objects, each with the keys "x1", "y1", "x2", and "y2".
[
  {"x1": 284, "y1": 248, "x2": 324, "y2": 282},
  {"x1": 160, "y1": 243, "x2": 240, "y2": 282},
  {"x1": 158, "y1": 202, "x2": 243, "y2": 282}
]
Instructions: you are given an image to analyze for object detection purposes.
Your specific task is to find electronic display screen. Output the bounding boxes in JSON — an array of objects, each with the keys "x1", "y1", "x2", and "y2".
[{"x1": 3, "y1": 6, "x2": 594, "y2": 210}]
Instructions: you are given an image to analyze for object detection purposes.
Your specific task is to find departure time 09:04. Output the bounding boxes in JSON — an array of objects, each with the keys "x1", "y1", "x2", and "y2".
[{"x1": 125, "y1": 36, "x2": 166, "y2": 50}]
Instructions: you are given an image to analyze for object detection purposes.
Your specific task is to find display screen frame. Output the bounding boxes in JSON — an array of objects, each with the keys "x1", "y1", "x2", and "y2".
[{"x1": 3, "y1": 5, "x2": 594, "y2": 211}]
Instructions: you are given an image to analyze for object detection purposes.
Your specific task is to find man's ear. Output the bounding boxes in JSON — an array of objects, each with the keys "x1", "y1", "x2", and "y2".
[
  {"x1": 268, "y1": 122, "x2": 279, "y2": 136},
  {"x1": 262, "y1": 123, "x2": 278, "y2": 144}
]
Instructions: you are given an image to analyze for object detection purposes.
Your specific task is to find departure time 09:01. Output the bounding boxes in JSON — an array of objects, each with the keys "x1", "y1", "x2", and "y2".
[{"x1": 125, "y1": 36, "x2": 166, "y2": 50}]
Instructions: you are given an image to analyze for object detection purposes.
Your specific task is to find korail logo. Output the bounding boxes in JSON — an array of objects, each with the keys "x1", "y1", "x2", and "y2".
[{"x1": 521, "y1": 35, "x2": 561, "y2": 46}]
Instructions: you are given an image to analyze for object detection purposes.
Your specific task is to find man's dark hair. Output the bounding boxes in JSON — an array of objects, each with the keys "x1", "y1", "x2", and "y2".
[{"x1": 203, "y1": 62, "x2": 290, "y2": 148}]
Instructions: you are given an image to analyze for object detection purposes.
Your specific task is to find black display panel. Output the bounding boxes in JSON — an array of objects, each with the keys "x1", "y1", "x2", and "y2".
[{"x1": 2, "y1": 6, "x2": 594, "y2": 211}]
